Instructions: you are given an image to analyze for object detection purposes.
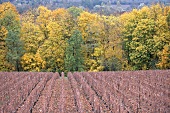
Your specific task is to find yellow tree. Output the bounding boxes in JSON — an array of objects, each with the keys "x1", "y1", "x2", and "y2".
[
  {"x1": 77, "y1": 11, "x2": 103, "y2": 71},
  {"x1": 39, "y1": 8, "x2": 73, "y2": 72},
  {"x1": 36, "y1": 6, "x2": 51, "y2": 40},
  {"x1": 21, "y1": 22, "x2": 44, "y2": 54},
  {"x1": 154, "y1": 5, "x2": 170, "y2": 69},
  {"x1": 21, "y1": 7, "x2": 74, "y2": 72},
  {"x1": 52, "y1": 8, "x2": 74, "y2": 39},
  {"x1": 38, "y1": 21, "x2": 66, "y2": 72},
  {"x1": 78, "y1": 11, "x2": 123, "y2": 71},
  {"x1": 157, "y1": 45, "x2": 170, "y2": 69},
  {"x1": 20, "y1": 10, "x2": 46, "y2": 71},
  {"x1": 98, "y1": 15, "x2": 123, "y2": 71},
  {"x1": 0, "y1": 2, "x2": 18, "y2": 18},
  {"x1": 21, "y1": 52, "x2": 46, "y2": 71},
  {"x1": 0, "y1": 26, "x2": 11, "y2": 71}
]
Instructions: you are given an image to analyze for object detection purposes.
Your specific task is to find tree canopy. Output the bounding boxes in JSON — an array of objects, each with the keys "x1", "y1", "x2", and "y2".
[{"x1": 0, "y1": 2, "x2": 169, "y2": 72}]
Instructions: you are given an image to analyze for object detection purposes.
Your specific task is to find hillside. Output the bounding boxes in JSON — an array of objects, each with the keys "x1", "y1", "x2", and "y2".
[{"x1": 0, "y1": 0, "x2": 169, "y2": 13}]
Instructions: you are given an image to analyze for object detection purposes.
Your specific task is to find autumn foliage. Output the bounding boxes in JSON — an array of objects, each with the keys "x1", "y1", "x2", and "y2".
[{"x1": 0, "y1": 2, "x2": 170, "y2": 72}]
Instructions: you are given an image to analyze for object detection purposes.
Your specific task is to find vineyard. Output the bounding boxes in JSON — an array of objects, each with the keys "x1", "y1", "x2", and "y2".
[{"x1": 0, "y1": 70, "x2": 169, "y2": 113}]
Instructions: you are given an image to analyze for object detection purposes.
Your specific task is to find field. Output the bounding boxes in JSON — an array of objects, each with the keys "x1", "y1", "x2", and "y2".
[{"x1": 0, "y1": 70, "x2": 169, "y2": 113}]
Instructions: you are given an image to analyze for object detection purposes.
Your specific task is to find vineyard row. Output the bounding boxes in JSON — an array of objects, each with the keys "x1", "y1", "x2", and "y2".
[{"x1": 0, "y1": 70, "x2": 169, "y2": 113}]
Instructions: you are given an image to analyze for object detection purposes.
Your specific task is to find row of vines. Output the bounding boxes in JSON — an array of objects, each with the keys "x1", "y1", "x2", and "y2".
[{"x1": 0, "y1": 70, "x2": 169, "y2": 112}]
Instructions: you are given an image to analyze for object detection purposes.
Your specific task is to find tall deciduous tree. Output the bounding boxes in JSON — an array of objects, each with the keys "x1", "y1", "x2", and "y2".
[
  {"x1": 20, "y1": 9, "x2": 47, "y2": 71},
  {"x1": 78, "y1": 11, "x2": 102, "y2": 71},
  {"x1": 0, "y1": 2, "x2": 24, "y2": 71},
  {"x1": 4, "y1": 11, "x2": 24, "y2": 71},
  {"x1": 155, "y1": 6, "x2": 170, "y2": 69},
  {"x1": 121, "y1": 5, "x2": 170, "y2": 70},
  {"x1": 38, "y1": 8, "x2": 73, "y2": 72},
  {"x1": 65, "y1": 30, "x2": 84, "y2": 72},
  {"x1": 99, "y1": 15, "x2": 123, "y2": 71}
]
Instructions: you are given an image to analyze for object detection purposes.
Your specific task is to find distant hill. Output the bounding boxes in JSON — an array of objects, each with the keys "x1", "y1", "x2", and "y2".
[{"x1": 0, "y1": 0, "x2": 169, "y2": 13}]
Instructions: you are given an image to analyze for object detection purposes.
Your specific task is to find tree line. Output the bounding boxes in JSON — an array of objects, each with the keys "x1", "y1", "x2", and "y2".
[{"x1": 0, "y1": 2, "x2": 170, "y2": 72}]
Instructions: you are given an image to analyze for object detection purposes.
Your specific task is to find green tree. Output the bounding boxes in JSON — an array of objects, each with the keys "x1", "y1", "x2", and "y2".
[
  {"x1": 3, "y1": 11, "x2": 24, "y2": 71},
  {"x1": 68, "y1": 6, "x2": 83, "y2": 19},
  {"x1": 0, "y1": 2, "x2": 24, "y2": 71},
  {"x1": 64, "y1": 30, "x2": 84, "y2": 72}
]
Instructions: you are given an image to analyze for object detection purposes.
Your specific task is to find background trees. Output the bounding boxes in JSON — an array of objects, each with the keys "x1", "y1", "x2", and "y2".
[{"x1": 0, "y1": 2, "x2": 169, "y2": 72}]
